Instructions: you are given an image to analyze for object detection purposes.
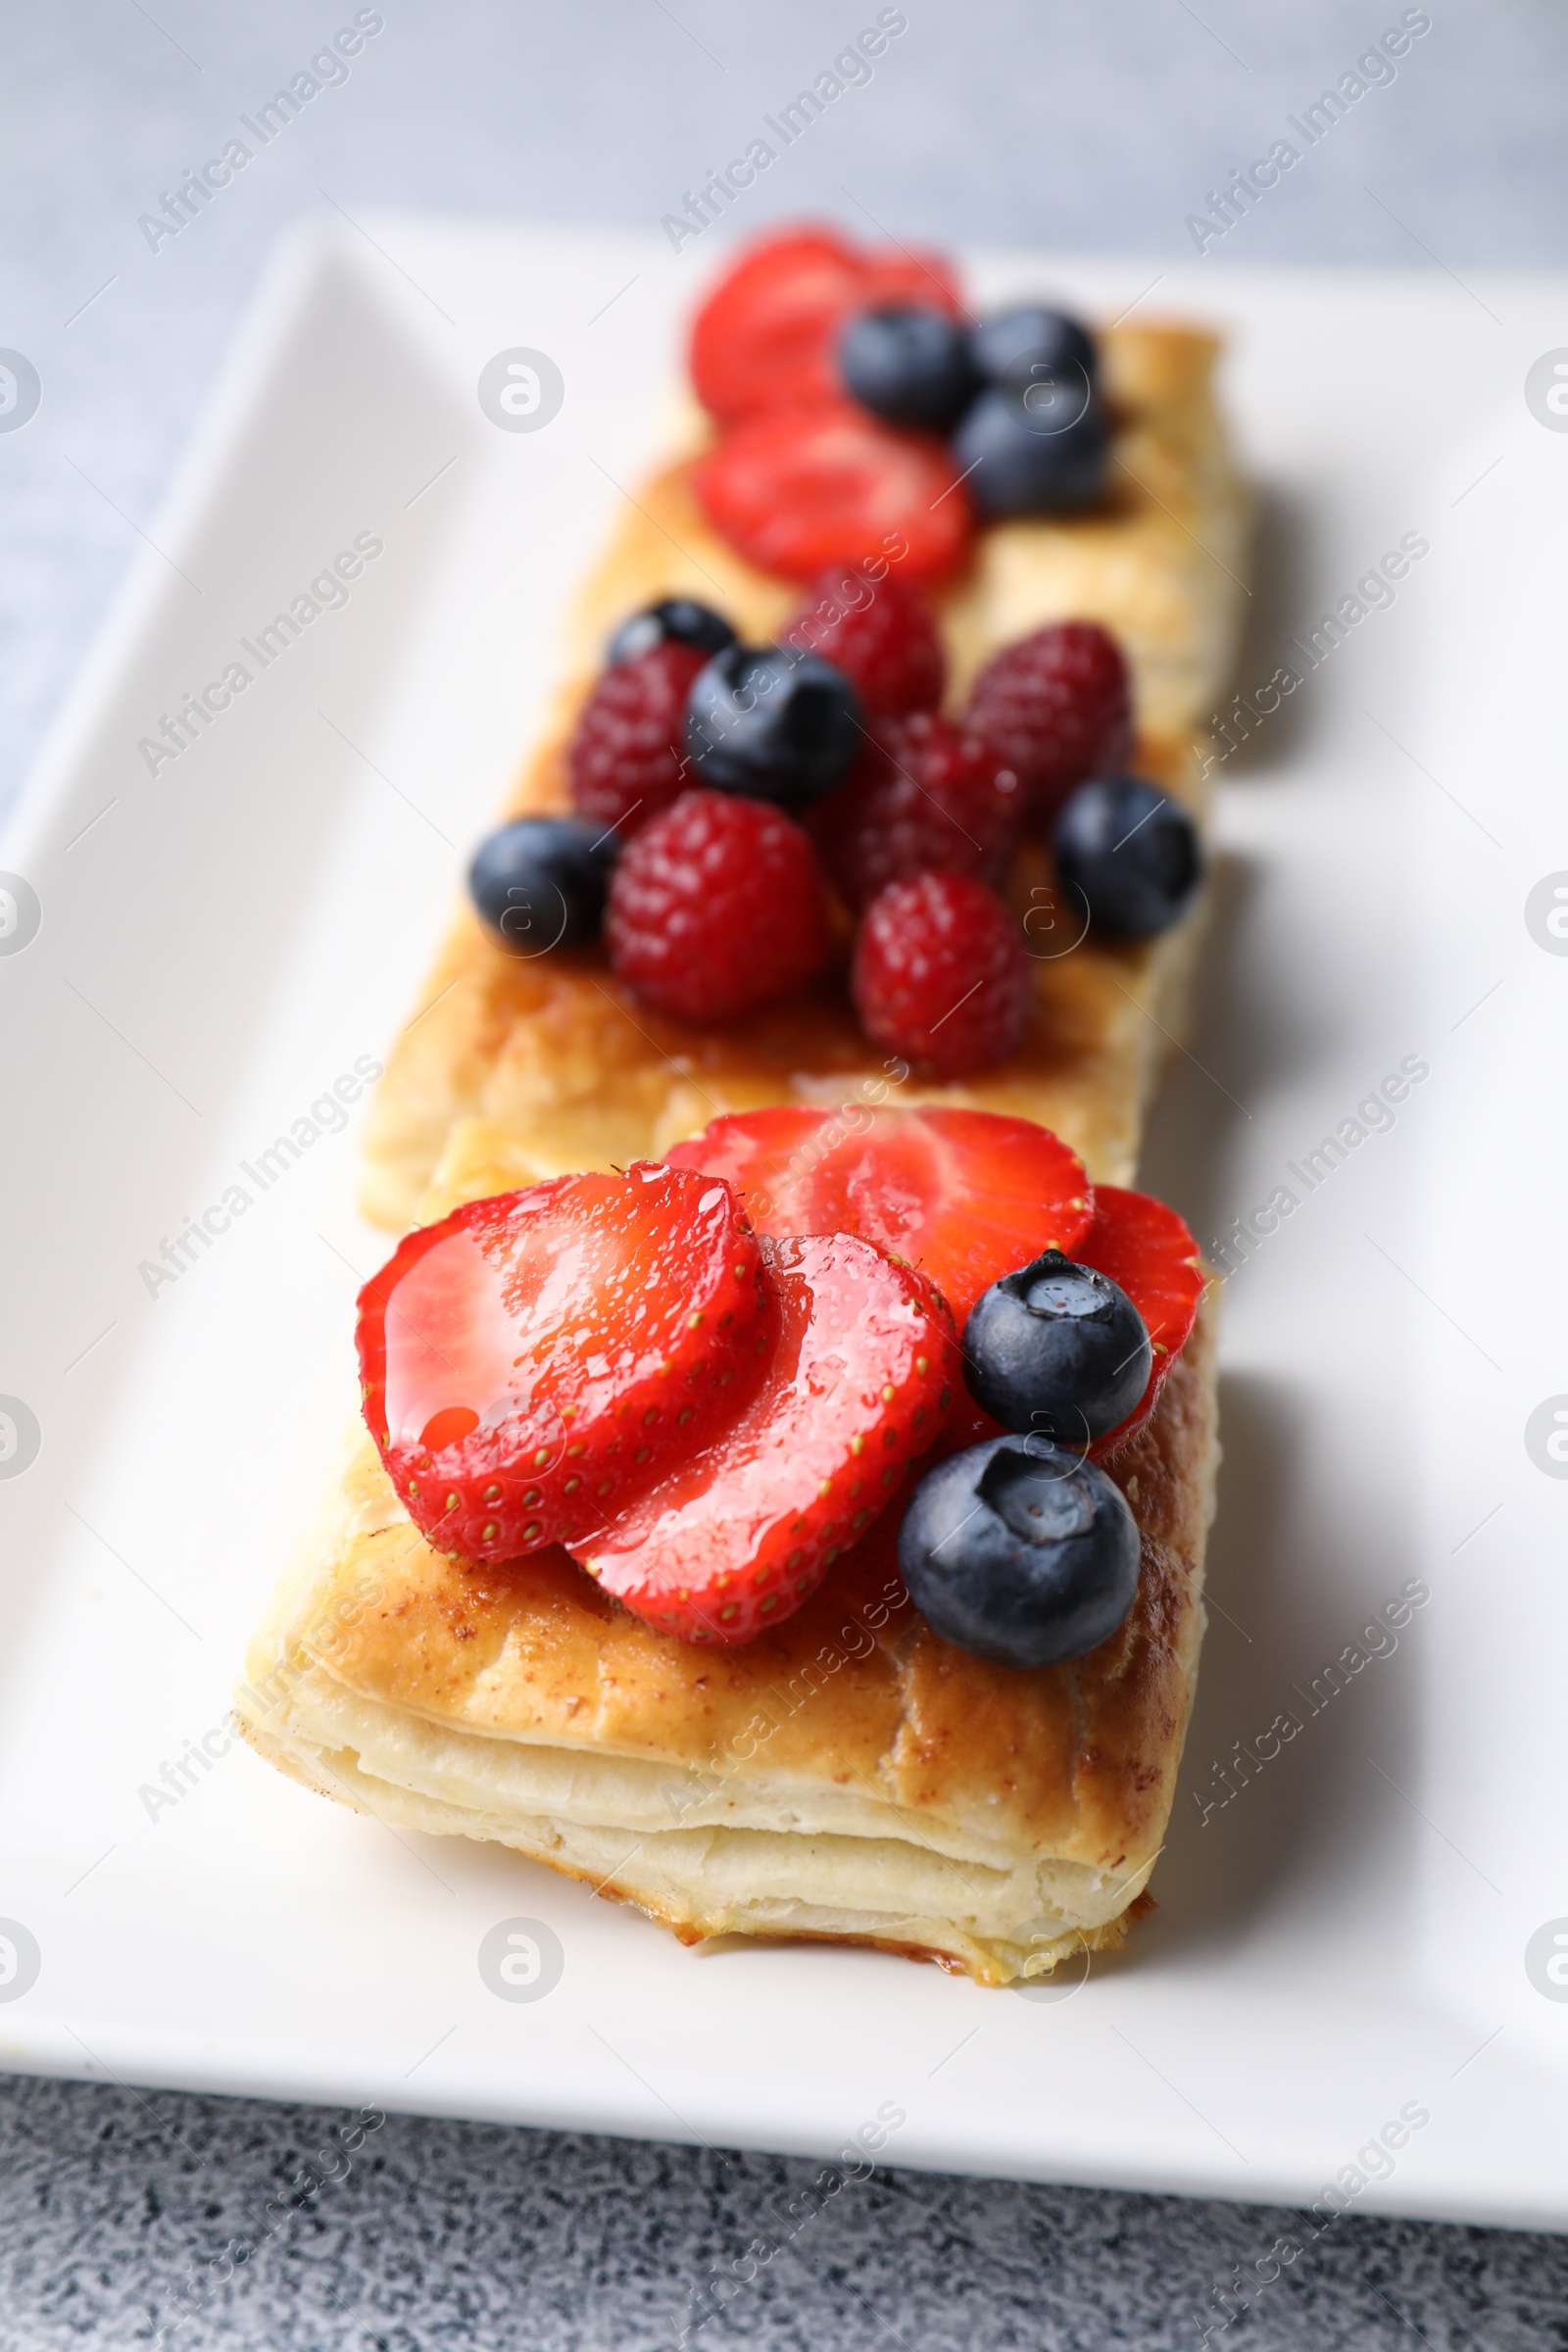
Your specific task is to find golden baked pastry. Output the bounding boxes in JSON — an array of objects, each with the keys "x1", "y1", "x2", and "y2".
[
  {"x1": 358, "y1": 318, "x2": 1250, "y2": 1232},
  {"x1": 237, "y1": 271, "x2": 1238, "y2": 1984},
  {"x1": 236, "y1": 1115, "x2": 1219, "y2": 1985}
]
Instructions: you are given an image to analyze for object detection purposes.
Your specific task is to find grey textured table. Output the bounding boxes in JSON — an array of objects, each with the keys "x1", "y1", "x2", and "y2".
[{"x1": 3, "y1": 3, "x2": 1567, "y2": 2343}]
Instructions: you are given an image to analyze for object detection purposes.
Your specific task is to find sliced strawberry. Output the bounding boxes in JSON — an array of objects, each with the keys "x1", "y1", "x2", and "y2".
[
  {"x1": 691, "y1": 404, "x2": 972, "y2": 584},
  {"x1": 690, "y1": 229, "x2": 865, "y2": 424},
  {"x1": 664, "y1": 1105, "x2": 1092, "y2": 1331},
  {"x1": 580, "y1": 1231, "x2": 957, "y2": 1643},
  {"x1": 1077, "y1": 1184, "x2": 1205, "y2": 1457},
  {"x1": 690, "y1": 226, "x2": 963, "y2": 425},
  {"x1": 357, "y1": 1164, "x2": 775, "y2": 1562}
]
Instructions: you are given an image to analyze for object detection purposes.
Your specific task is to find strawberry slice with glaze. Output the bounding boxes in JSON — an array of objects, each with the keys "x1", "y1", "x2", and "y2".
[
  {"x1": 692, "y1": 404, "x2": 972, "y2": 584},
  {"x1": 357, "y1": 1163, "x2": 775, "y2": 1562},
  {"x1": 1078, "y1": 1184, "x2": 1205, "y2": 1457},
  {"x1": 665, "y1": 1105, "x2": 1093, "y2": 1330},
  {"x1": 580, "y1": 1231, "x2": 957, "y2": 1643},
  {"x1": 690, "y1": 226, "x2": 963, "y2": 425}
]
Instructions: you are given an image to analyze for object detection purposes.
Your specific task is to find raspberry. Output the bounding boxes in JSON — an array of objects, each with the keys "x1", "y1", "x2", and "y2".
[
  {"x1": 961, "y1": 621, "x2": 1133, "y2": 818},
  {"x1": 607, "y1": 789, "x2": 831, "y2": 1024},
  {"x1": 780, "y1": 564, "x2": 945, "y2": 716},
  {"x1": 809, "y1": 712, "x2": 1023, "y2": 912},
  {"x1": 852, "y1": 871, "x2": 1032, "y2": 1077},
  {"x1": 566, "y1": 641, "x2": 707, "y2": 834}
]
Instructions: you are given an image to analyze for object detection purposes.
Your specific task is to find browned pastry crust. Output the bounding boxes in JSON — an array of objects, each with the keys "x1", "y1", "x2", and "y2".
[
  {"x1": 235, "y1": 1115, "x2": 1219, "y2": 1985},
  {"x1": 358, "y1": 318, "x2": 1249, "y2": 1231}
]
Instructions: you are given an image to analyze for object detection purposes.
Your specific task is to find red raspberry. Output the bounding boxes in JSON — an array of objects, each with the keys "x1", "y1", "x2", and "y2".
[
  {"x1": 809, "y1": 713, "x2": 1023, "y2": 911},
  {"x1": 961, "y1": 621, "x2": 1133, "y2": 818},
  {"x1": 852, "y1": 871, "x2": 1032, "y2": 1077},
  {"x1": 607, "y1": 789, "x2": 831, "y2": 1024},
  {"x1": 780, "y1": 564, "x2": 945, "y2": 716},
  {"x1": 566, "y1": 641, "x2": 707, "y2": 834}
]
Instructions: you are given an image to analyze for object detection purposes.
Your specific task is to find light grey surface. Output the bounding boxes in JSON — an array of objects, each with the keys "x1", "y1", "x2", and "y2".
[
  {"x1": 2, "y1": 2, "x2": 1565, "y2": 2342},
  {"x1": 2, "y1": 2078, "x2": 1567, "y2": 2350}
]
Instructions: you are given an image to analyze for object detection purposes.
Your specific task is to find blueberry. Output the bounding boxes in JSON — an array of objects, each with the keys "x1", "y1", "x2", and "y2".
[
  {"x1": 685, "y1": 643, "x2": 862, "y2": 808},
  {"x1": 969, "y1": 305, "x2": 1097, "y2": 392},
  {"x1": 607, "y1": 599, "x2": 736, "y2": 666},
  {"x1": 1053, "y1": 775, "x2": 1202, "y2": 938},
  {"x1": 963, "y1": 1250, "x2": 1151, "y2": 1448},
  {"x1": 898, "y1": 1433, "x2": 1141, "y2": 1667},
  {"x1": 839, "y1": 304, "x2": 979, "y2": 432},
  {"x1": 468, "y1": 816, "x2": 617, "y2": 955},
  {"x1": 950, "y1": 384, "x2": 1107, "y2": 519}
]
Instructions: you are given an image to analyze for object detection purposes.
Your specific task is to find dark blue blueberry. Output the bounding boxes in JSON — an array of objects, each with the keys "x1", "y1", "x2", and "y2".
[
  {"x1": 950, "y1": 384, "x2": 1107, "y2": 519},
  {"x1": 607, "y1": 599, "x2": 736, "y2": 666},
  {"x1": 969, "y1": 305, "x2": 1097, "y2": 391},
  {"x1": 468, "y1": 816, "x2": 618, "y2": 955},
  {"x1": 898, "y1": 1433, "x2": 1141, "y2": 1667},
  {"x1": 684, "y1": 643, "x2": 862, "y2": 808},
  {"x1": 839, "y1": 304, "x2": 979, "y2": 432},
  {"x1": 1053, "y1": 775, "x2": 1202, "y2": 939},
  {"x1": 963, "y1": 1249, "x2": 1151, "y2": 1448}
]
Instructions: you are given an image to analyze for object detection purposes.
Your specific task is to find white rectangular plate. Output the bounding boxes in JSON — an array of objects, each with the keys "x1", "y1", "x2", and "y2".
[{"x1": 3, "y1": 220, "x2": 1566, "y2": 2233}]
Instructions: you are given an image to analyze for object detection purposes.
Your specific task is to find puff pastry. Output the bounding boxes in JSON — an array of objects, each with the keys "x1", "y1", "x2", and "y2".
[
  {"x1": 238, "y1": 292, "x2": 1239, "y2": 1984},
  {"x1": 236, "y1": 1115, "x2": 1219, "y2": 1985},
  {"x1": 359, "y1": 318, "x2": 1250, "y2": 1232}
]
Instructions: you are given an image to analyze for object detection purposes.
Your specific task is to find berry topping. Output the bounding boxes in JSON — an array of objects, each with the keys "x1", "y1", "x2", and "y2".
[
  {"x1": 851, "y1": 870, "x2": 1032, "y2": 1077},
  {"x1": 1074, "y1": 1184, "x2": 1203, "y2": 1454},
  {"x1": 468, "y1": 816, "x2": 618, "y2": 955},
  {"x1": 780, "y1": 564, "x2": 945, "y2": 717},
  {"x1": 692, "y1": 404, "x2": 972, "y2": 584},
  {"x1": 1053, "y1": 775, "x2": 1203, "y2": 939},
  {"x1": 665, "y1": 1105, "x2": 1092, "y2": 1331},
  {"x1": 962, "y1": 620, "x2": 1133, "y2": 817},
  {"x1": 607, "y1": 598, "x2": 736, "y2": 666},
  {"x1": 969, "y1": 305, "x2": 1097, "y2": 392},
  {"x1": 580, "y1": 1230, "x2": 957, "y2": 1643},
  {"x1": 897, "y1": 1432, "x2": 1141, "y2": 1667},
  {"x1": 690, "y1": 227, "x2": 962, "y2": 426},
  {"x1": 685, "y1": 642, "x2": 861, "y2": 807},
  {"x1": 606, "y1": 788, "x2": 831, "y2": 1023},
  {"x1": 962, "y1": 1249, "x2": 1152, "y2": 1450},
  {"x1": 839, "y1": 304, "x2": 978, "y2": 432},
  {"x1": 951, "y1": 382, "x2": 1108, "y2": 520},
  {"x1": 567, "y1": 640, "x2": 708, "y2": 834},
  {"x1": 809, "y1": 711, "x2": 1023, "y2": 911},
  {"x1": 357, "y1": 1164, "x2": 775, "y2": 1563}
]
